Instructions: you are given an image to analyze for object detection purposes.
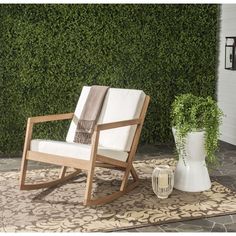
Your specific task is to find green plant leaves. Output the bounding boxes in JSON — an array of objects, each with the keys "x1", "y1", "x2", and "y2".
[
  {"x1": 0, "y1": 4, "x2": 219, "y2": 156},
  {"x1": 171, "y1": 93, "x2": 223, "y2": 166}
]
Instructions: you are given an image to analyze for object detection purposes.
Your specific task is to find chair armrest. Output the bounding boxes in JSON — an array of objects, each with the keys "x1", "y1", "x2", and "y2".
[
  {"x1": 28, "y1": 112, "x2": 74, "y2": 124},
  {"x1": 95, "y1": 118, "x2": 142, "y2": 131}
]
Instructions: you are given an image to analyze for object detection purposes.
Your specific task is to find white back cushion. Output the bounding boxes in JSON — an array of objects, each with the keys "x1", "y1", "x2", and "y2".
[{"x1": 66, "y1": 86, "x2": 146, "y2": 151}]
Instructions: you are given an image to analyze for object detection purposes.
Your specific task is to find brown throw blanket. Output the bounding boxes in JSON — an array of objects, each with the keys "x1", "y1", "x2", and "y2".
[{"x1": 74, "y1": 85, "x2": 109, "y2": 144}]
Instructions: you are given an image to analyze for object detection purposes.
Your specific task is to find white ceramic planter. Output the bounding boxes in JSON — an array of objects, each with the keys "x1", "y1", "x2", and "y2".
[{"x1": 172, "y1": 128, "x2": 211, "y2": 192}]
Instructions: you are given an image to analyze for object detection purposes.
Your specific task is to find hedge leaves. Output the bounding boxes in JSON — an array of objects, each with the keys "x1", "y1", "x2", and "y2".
[{"x1": 0, "y1": 4, "x2": 219, "y2": 156}]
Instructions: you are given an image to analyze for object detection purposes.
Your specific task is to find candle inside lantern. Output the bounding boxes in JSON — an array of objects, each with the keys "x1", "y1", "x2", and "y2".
[
  {"x1": 152, "y1": 165, "x2": 174, "y2": 199},
  {"x1": 158, "y1": 173, "x2": 168, "y2": 188}
]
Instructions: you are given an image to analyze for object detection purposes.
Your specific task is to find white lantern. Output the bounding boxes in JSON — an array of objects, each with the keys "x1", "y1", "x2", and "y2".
[{"x1": 152, "y1": 165, "x2": 174, "y2": 199}]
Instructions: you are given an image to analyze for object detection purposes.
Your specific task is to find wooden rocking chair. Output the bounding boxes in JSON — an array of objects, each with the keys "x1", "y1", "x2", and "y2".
[{"x1": 20, "y1": 86, "x2": 150, "y2": 205}]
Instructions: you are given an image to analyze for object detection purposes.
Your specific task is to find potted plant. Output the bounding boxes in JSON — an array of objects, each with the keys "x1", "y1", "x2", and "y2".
[{"x1": 171, "y1": 93, "x2": 223, "y2": 192}]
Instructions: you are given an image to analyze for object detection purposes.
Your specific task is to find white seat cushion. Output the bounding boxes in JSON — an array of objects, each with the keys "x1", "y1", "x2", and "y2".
[
  {"x1": 66, "y1": 86, "x2": 146, "y2": 151},
  {"x1": 30, "y1": 139, "x2": 129, "y2": 162}
]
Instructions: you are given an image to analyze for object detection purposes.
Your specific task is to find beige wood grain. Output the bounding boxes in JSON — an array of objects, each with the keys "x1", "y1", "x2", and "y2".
[
  {"x1": 87, "y1": 178, "x2": 140, "y2": 206},
  {"x1": 120, "y1": 96, "x2": 150, "y2": 191},
  {"x1": 19, "y1": 95, "x2": 150, "y2": 206},
  {"x1": 29, "y1": 112, "x2": 74, "y2": 124},
  {"x1": 59, "y1": 166, "x2": 67, "y2": 179},
  {"x1": 96, "y1": 154, "x2": 128, "y2": 168},
  {"x1": 19, "y1": 119, "x2": 33, "y2": 189},
  {"x1": 27, "y1": 151, "x2": 91, "y2": 170},
  {"x1": 95, "y1": 162, "x2": 125, "y2": 170},
  {"x1": 95, "y1": 118, "x2": 141, "y2": 131},
  {"x1": 84, "y1": 131, "x2": 100, "y2": 204},
  {"x1": 21, "y1": 169, "x2": 80, "y2": 190},
  {"x1": 20, "y1": 112, "x2": 74, "y2": 189},
  {"x1": 130, "y1": 165, "x2": 139, "y2": 182}
]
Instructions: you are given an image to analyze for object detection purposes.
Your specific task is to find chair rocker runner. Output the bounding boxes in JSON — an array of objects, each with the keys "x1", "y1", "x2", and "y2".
[{"x1": 20, "y1": 86, "x2": 150, "y2": 205}]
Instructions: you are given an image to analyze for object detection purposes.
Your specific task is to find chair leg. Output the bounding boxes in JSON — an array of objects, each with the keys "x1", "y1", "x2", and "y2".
[
  {"x1": 84, "y1": 164, "x2": 139, "y2": 206},
  {"x1": 120, "y1": 167, "x2": 131, "y2": 192},
  {"x1": 84, "y1": 168, "x2": 95, "y2": 205},
  {"x1": 120, "y1": 164, "x2": 138, "y2": 192},
  {"x1": 59, "y1": 166, "x2": 67, "y2": 179},
  {"x1": 19, "y1": 158, "x2": 28, "y2": 190},
  {"x1": 20, "y1": 153, "x2": 80, "y2": 191},
  {"x1": 86, "y1": 172, "x2": 139, "y2": 206},
  {"x1": 20, "y1": 119, "x2": 33, "y2": 190},
  {"x1": 21, "y1": 170, "x2": 81, "y2": 190},
  {"x1": 131, "y1": 165, "x2": 139, "y2": 182}
]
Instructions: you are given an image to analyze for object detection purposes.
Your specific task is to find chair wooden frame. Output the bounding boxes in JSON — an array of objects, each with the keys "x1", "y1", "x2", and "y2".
[{"x1": 20, "y1": 95, "x2": 150, "y2": 205}]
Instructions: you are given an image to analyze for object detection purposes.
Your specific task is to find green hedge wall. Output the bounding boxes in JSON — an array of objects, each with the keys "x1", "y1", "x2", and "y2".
[{"x1": 0, "y1": 4, "x2": 219, "y2": 156}]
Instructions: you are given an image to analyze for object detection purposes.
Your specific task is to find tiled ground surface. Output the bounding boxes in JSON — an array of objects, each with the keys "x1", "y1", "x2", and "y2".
[{"x1": 0, "y1": 141, "x2": 236, "y2": 232}]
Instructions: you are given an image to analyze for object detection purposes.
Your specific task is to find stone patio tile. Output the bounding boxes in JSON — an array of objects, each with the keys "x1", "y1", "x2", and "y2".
[
  {"x1": 175, "y1": 224, "x2": 206, "y2": 232},
  {"x1": 119, "y1": 228, "x2": 139, "y2": 232},
  {"x1": 184, "y1": 219, "x2": 214, "y2": 228},
  {"x1": 135, "y1": 225, "x2": 164, "y2": 232},
  {"x1": 160, "y1": 222, "x2": 184, "y2": 228},
  {"x1": 208, "y1": 215, "x2": 233, "y2": 225},
  {"x1": 225, "y1": 223, "x2": 236, "y2": 232},
  {"x1": 211, "y1": 223, "x2": 227, "y2": 232},
  {"x1": 159, "y1": 227, "x2": 178, "y2": 232},
  {"x1": 0, "y1": 158, "x2": 57, "y2": 172},
  {"x1": 227, "y1": 170, "x2": 236, "y2": 177},
  {"x1": 231, "y1": 215, "x2": 236, "y2": 223},
  {"x1": 222, "y1": 151, "x2": 236, "y2": 158},
  {"x1": 137, "y1": 144, "x2": 175, "y2": 156}
]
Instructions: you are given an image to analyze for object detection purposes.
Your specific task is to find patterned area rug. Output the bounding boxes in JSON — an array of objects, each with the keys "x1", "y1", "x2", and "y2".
[{"x1": 1, "y1": 158, "x2": 236, "y2": 232}]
